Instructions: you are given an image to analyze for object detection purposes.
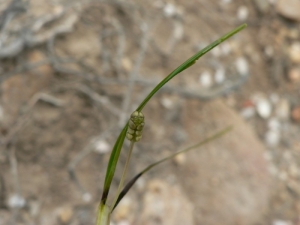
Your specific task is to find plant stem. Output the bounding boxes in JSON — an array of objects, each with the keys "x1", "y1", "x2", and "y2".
[
  {"x1": 111, "y1": 141, "x2": 135, "y2": 210},
  {"x1": 96, "y1": 203, "x2": 111, "y2": 225}
]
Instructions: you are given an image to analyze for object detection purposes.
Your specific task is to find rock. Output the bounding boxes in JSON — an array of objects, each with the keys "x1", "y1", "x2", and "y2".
[
  {"x1": 265, "y1": 129, "x2": 280, "y2": 147},
  {"x1": 287, "y1": 67, "x2": 300, "y2": 83},
  {"x1": 214, "y1": 67, "x2": 226, "y2": 84},
  {"x1": 177, "y1": 99, "x2": 273, "y2": 225},
  {"x1": 160, "y1": 97, "x2": 174, "y2": 109},
  {"x1": 136, "y1": 179, "x2": 194, "y2": 225},
  {"x1": 255, "y1": 97, "x2": 272, "y2": 119},
  {"x1": 57, "y1": 206, "x2": 73, "y2": 224},
  {"x1": 276, "y1": 0, "x2": 300, "y2": 22},
  {"x1": 273, "y1": 220, "x2": 293, "y2": 225},
  {"x1": 235, "y1": 57, "x2": 249, "y2": 76},
  {"x1": 275, "y1": 98, "x2": 290, "y2": 121},
  {"x1": 237, "y1": 6, "x2": 249, "y2": 21},
  {"x1": 291, "y1": 106, "x2": 300, "y2": 123},
  {"x1": 288, "y1": 43, "x2": 300, "y2": 63},
  {"x1": 199, "y1": 71, "x2": 213, "y2": 88},
  {"x1": 173, "y1": 154, "x2": 186, "y2": 166},
  {"x1": 93, "y1": 139, "x2": 111, "y2": 154},
  {"x1": 8, "y1": 194, "x2": 26, "y2": 209},
  {"x1": 163, "y1": 3, "x2": 177, "y2": 17},
  {"x1": 121, "y1": 58, "x2": 133, "y2": 72}
]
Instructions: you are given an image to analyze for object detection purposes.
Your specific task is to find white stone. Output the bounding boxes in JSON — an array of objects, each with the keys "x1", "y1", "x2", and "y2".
[
  {"x1": 221, "y1": 0, "x2": 232, "y2": 4},
  {"x1": 94, "y1": 139, "x2": 110, "y2": 154},
  {"x1": 8, "y1": 194, "x2": 26, "y2": 208},
  {"x1": 235, "y1": 57, "x2": 249, "y2": 76},
  {"x1": 214, "y1": 68, "x2": 226, "y2": 84},
  {"x1": 265, "y1": 129, "x2": 280, "y2": 147},
  {"x1": 161, "y1": 97, "x2": 173, "y2": 109},
  {"x1": 199, "y1": 71, "x2": 212, "y2": 88},
  {"x1": 237, "y1": 6, "x2": 249, "y2": 21},
  {"x1": 82, "y1": 193, "x2": 92, "y2": 202},
  {"x1": 256, "y1": 98, "x2": 272, "y2": 119},
  {"x1": 272, "y1": 220, "x2": 292, "y2": 225},
  {"x1": 164, "y1": 3, "x2": 176, "y2": 17}
]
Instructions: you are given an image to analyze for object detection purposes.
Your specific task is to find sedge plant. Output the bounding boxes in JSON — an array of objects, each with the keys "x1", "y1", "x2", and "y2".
[{"x1": 96, "y1": 24, "x2": 247, "y2": 225}]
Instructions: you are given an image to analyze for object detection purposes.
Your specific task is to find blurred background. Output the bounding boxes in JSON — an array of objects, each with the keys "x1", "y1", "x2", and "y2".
[{"x1": 0, "y1": 0, "x2": 300, "y2": 224}]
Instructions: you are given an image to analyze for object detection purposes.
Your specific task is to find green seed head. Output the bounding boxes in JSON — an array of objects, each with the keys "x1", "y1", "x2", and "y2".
[{"x1": 127, "y1": 111, "x2": 145, "y2": 142}]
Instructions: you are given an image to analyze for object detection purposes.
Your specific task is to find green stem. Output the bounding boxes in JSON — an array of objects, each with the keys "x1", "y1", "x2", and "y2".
[
  {"x1": 96, "y1": 203, "x2": 111, "y2": 225},
  {"x1": 111, "y1": 141, "x2": 135, "y2": 210}
]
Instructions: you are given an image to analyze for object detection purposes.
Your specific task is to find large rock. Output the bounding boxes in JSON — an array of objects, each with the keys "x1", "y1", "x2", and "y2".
[
  {"x1": 276, "y1": 0, "x2": 300, "y2": 22},
  {"x1": 175, "y1": 99, "x2": 273, "y2": 225}
]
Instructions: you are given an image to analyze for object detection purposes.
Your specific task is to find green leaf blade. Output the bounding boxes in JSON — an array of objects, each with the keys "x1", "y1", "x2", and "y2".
[
  {"x1": 136, "y1": 23, "x2": 247, "y2": 112},
  {"x1": 100, "y1": 124, "x2": 128, "y2": 204}
]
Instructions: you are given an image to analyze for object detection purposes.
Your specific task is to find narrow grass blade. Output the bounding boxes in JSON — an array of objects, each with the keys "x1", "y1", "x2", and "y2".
[
  {"x1": 136, "y1": 24, "x2": 247, "y2": 112},
  {"x1": 111, "y1": 126, "x2": 233, "y2": 210},
  {"x1": 100, "y1": 124, "x2": 128, "y2": 204}
]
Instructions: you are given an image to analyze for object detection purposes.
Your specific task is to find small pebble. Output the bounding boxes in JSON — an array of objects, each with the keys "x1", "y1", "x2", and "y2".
[
  {"x1": 288, "y1": 42, "x2": 300, "y2": 63},
  {"x1": 161, "y1": 97, "x2": 174, "y2": 109},
  {"x1": 276, "y1": 0, "x2": 300, "y2": 22},
  {"x1": 275, "y1": 98, "x2": 290, "y2": 121},
  {"x1": 256, "y1": 97, "x2": 272, "y2": 119},
  {"x1": 273, "y1": 220, "x2": 292, "y2": 225},
  {"x1": 82, "y1": 193, "x2": 92, "y2": 202},
  {"x1": 57, "y1": 206, "x2": 73, "y2": 224},
  {"x1": 265, "y1": 129, "x2": 280, "y2": 147},
  {"x1": 235, "y1": 57, "x2": 249, "y2": 75},
  {"x1": 199, "y1": 71, "x2": 213, "y2": 88},
  {"x1": 214, "y1": 67, "x2": 226, "y2": 84},
  {"x1": 174, "y1": 154, "x2": 186, "y2": 166},
  {"x1": 164, "y1": 3, "x2": 176, "y2": 17},
  {"x1": 94, "y1": 139, "x2": 110, "y2": 154},
  {"x1": 287, "y1": 67, "x2": 300, "y2": 83},
  {"x1": 237, "y1": 6, "x2": 249, "y2": 21},
  {"x1": 8, "y1": 194, "x2": 26, "y2": 209},
  {"x1": 291, "y1": 106, "x2": 300, "y2": 122},
  {"x1": 221, "y1": 0, "x2": 232, "y2": 4},
  {"x1": 121, "y1": 58, "x2": 133, "y2": 72}
]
